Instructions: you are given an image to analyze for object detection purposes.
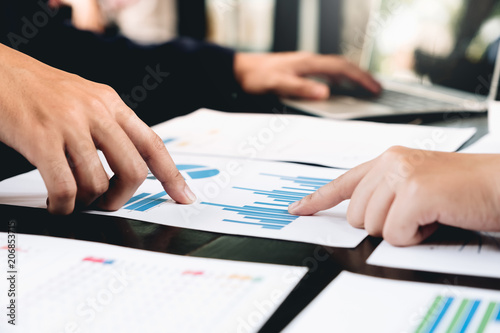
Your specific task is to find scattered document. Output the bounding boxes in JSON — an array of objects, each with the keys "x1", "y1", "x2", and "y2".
[
  {"x1": 0, "y1": 233, "x2": 307, "y2": 333},
  {"x1": 153, "y1": 109, "x2": 476, "y2": 169},
  {"x1": 0, "y1": 154, "x2": 367, "y2": 248},
  {"x1": 284, "y1": 271, "x2": 500, "y2": 333},
  {"x1": 367, "y1": 231, "x2": 500, "y2": 278},
  {"x1": 460, "y1": 134, "x2": 500, "y2": 154}
]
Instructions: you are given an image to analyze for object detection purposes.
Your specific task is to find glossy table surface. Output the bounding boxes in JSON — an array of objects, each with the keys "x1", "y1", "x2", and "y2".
[{"x1": 1, "y1": 110, "x2": 497, "y2": 332}]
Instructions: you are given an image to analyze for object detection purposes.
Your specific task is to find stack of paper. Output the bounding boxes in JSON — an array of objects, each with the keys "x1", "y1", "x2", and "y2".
[{"x1": 154, "y1": 109, "x2": 476, "y2": 169}]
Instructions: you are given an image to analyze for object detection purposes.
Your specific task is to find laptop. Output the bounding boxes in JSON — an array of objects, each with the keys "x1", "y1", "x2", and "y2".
[{"x1": 282, "y1": 0, "x2": 500, "y2": 120}]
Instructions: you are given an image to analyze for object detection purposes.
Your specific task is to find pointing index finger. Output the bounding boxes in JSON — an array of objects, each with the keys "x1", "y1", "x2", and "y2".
[
  {"x1": 288, "y1": 161, "x2": 373, "y2": 216},
  {"x1": 117, "y1": 108, "x2": 196, "y2": 204}
]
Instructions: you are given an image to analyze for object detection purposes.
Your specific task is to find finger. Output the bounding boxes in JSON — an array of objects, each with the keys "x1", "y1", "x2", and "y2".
[
  {"x1": 383, "y1": 193, "x2": 440, "y2": 246},
  {"x1": 116, "y1": 108, "x2": 196, "y2": 204},
  {"x1": 288, "y1": 160, "x2": 373, "y2": 216},
  {"x1": 65, "y1": 132, "x2": 109, "y2": 208},
  {"x1": 363, "y1": 179, "x2": 396, "y2": 237},
  {"x1": 346, "y1": 170, "x2": 384, "y2": 229},
  {"x1": 35, "y1": 141, "x2": 77, "y2": 215},
  {"x1": 91, "y1": 120, "x2": 148, "y2": 211},
  {"x1": 273, "y1": 75, "x2": 330, "y2": 100},
  {"x1": 298, "y1": 56, "x2": 382, "y2": 94}
]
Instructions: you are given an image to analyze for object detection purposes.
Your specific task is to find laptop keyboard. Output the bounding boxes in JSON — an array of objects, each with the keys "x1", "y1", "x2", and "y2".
[{"x1": 367, "y1": 90, "x2": 459, "y2": 111}]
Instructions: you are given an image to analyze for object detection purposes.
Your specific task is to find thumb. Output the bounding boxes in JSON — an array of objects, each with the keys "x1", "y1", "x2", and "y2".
[{"x1": 275, "y1": 76, "x2": 330, "y2": 100}]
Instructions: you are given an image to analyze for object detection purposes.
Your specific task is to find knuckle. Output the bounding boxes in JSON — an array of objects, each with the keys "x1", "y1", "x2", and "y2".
[
  {"x1": 140, "y1": 133, "x2": 166, "y2": 163},
  {"x1": 383, "y1": 146, "x2": 408, "y2": 159},
  {"x1": 86, "y1": 177, "x2": 109, "y2": 198},
  {"x1": 123, "y1": 160, "x2": 148, "y2": 185},
  {"x1": 97, "y1": 83, "x2": 119, "y2": 99},
  {"x1": 161, "y1": 168, "x2": 185, "y2": 186},
  {"x1": 52, "y1": 179, "x2": 77, "y2": 202},
  {"x1": 151, "y1": 133, "x2": 166, "y2": 153}
]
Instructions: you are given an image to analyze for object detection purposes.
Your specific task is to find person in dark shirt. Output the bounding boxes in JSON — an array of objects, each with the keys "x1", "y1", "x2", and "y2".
[{"x1": 0, "y1": 0, "x2": 380, "y2": 214}]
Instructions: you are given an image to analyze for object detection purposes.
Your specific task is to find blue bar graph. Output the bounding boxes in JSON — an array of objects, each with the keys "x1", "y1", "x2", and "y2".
[
  {"x1": 458, "y1": 300, "x2": 480, "y2": 333},
  {"x1": 123, "y1": 191, "x2": 168, "y2": 211},
  {"x1": 428, "y1": 297, "x2": 454, "y2": 333},
  {"x1": 201, "y1": 173, "x2": 333, "y2": 230},
  {"x1": 496, "y1": 305, "x2": 500, "y2": 321},
  {"x1": 125, "y1": 192, "x2": 151, "y2": 206}
]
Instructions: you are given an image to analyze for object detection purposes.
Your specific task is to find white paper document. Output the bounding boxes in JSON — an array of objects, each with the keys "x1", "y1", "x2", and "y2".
[
  {"x1": 0, "y1": 154, "x2": 367, "y2": 248},
  {"x1": 461, "y1": 134, "x2": 500, "y2": 154},
  {"x1": 284, "y1": 271, "x2": 500, "y2": 333},
  {"x1": 367, "y1": 232, "x2": 500, "y2": 278},
  {"x1": 0, "y1": 233, "x2": 307, "y2": 333},
  {"x1": 153, "y1": 109, "x2": 476, "y2": 169}
]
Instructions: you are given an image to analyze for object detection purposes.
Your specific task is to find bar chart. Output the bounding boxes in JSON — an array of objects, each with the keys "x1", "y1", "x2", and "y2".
[
  {"x1": 201, "y1": 173, "x2": 332, "y2": 230},
  {"x1": 123, "y1": 191, "x2": 168, "y2": 212},
  {"x1": 416, "y1": 296, "x2": 500, "y2": 333},
  {"x1": 0, "y1": 153, "x2": 367, "y2": 247},
  {"x1": 283, "y1": 272, "x2": 500, "y2": 333}
]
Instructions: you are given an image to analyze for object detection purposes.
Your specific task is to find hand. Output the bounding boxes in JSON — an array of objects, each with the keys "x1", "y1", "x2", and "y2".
[
  {"x1": 288, "y1": 146, "x2": 500, "y2": 246},
  {"x1": 234, "y1": 52, "x2": 381, "y2": 100},
  {"x1": 0, "y1": 45, "x2": 196, "y2": 215},
  {"x1": 49, "y1": 0, "x2": 106, "y2": 33}
]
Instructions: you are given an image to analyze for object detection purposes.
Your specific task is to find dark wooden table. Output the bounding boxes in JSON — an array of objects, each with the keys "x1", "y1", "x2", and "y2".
[{"x1": 1, "y1": 111, "x2": 498, "y2": 332}]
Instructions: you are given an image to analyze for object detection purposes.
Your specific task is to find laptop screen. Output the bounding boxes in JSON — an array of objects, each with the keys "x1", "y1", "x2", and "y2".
[{"x1": 364, "y1": 0, "x2": 500, "y2": 97}]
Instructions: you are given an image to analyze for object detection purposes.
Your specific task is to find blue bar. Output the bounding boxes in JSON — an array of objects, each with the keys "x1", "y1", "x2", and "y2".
[
  {"x1": 273, "y1": 199, "x2": 295, "y2": 203},
  {"x1": 254, "y1": 202, "x2": 289, "y2": 207},
  {"x1": 125, "y1": 192, "x2": 151, "y2": 205},
  {"x1": 233, "y1": 187, "x2": 304, "y2": 200},
  {"x1": 299, "y1": 184, "x2": 321, "y2": 188},
  {"x1": 228, "y1": 209, "x2": 297, "y2": 220},
  {"x1": 270, "y1": 189, "x2": 311, "y2": 196},
  {"x1": 496, "y1": 304, "x2": 500, "y2": 321},
  {"x1": 223, "y1": 219, "x2": 284, "y2": 230},
  {"x1": 242, "y1": 205, "x2": 289, "y2": 214},
  {"x1": 266, "y1": 194, "x2": 304, "y2": 201},
  {"x1": 124, "y1": 191, "x2": 166, "y2": 210},
  {"x1": 282, "y1": 187, "x2": 315, "y2": 193},
  {"x1": 458, "y1": 300, "x2": 480, "y2": 333},
  {"x1": 203, "y1": 203, "x2": 295, "y2": 219},
  {"x1": 428, "y1": 297, "x2": 453, "y2": 333},
  {"x1": 297, "y1": 175, "x2": 333, "y2": 182},
  {"x1": 260, "y1": 173, "x2": 332, "y2": 183},
  {"x1": 262, "y1": 225, "x2": 285, "y2": 230},
  {"x1": 246, "y1": 217, "x2": 292, "y2": 225},
  {"x1": 135, "y1": 198, "x2": 167, "y2": 212}
]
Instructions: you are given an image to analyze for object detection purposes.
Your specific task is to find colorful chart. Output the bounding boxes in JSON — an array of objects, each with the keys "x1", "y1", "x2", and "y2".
[
  {"x1": 417, "y1": 296, "x2": 500, "y2": 333},
  {"x1": 201, "y1": 173, "x2": 332, "y2": 230}
]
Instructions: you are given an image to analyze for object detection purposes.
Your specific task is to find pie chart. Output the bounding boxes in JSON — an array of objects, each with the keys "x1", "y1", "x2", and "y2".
[{"x1": 177, "y1": 164, "x2": 220, "y2": 180}]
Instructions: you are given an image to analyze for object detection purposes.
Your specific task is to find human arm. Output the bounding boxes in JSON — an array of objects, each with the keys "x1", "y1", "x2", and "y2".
[
  {"x1": 49, "y1": 0, "x2": 106, "y2": 33},
  {"x1": 288, "y1": 146, "x2": 500, "y2": 246},
  {"x1": 234, "y1": 52, "x2": 381, "y2": 100},
  {"x1": 0, "y1": 43, "x2": 195, "y2": 214}
]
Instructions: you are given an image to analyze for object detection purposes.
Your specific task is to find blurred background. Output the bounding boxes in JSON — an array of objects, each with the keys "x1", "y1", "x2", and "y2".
[
  {"x1": 74, "y1": 0, "x2": 500, "y2": 91},
  {"x1": 91, "y1": 0, "x2": 370, "y2": 63}
]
